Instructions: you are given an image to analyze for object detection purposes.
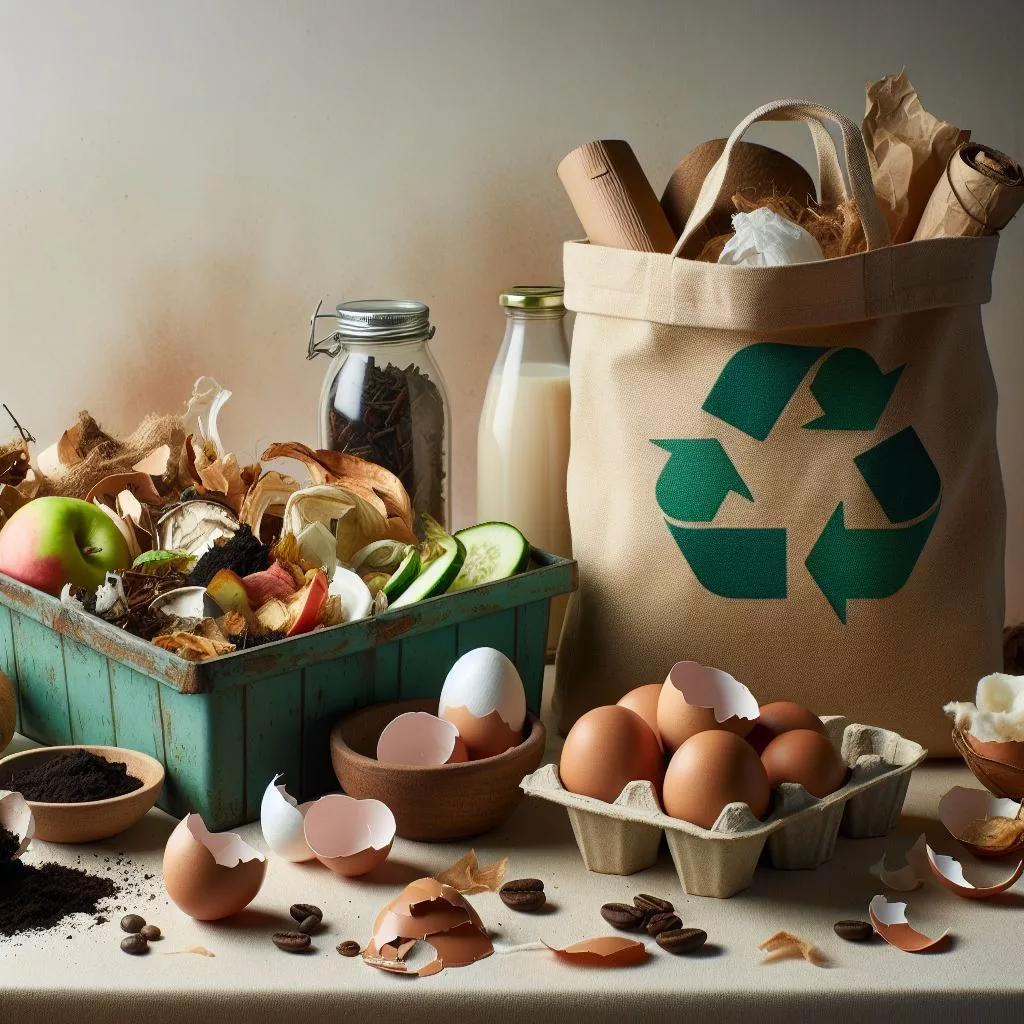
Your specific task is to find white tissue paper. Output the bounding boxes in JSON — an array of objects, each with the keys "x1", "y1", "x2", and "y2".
[{"x1": 718, "y1": 208, "x2": 823, "y2": 267}]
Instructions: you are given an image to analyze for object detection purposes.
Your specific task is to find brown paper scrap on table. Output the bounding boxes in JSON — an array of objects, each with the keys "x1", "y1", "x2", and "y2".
[
  {"x1": 913, "y1": 143, "x2": 1024, "y2": 239},
  {"x1": 863, "y1": 71, "x2": 969, "y2": 243},
  {"x1": 758, "y1": 930, "x2": 829, "y2": 966},
  {"x1": 434, "y1": 850, "x2": 509, "y2": 894}
]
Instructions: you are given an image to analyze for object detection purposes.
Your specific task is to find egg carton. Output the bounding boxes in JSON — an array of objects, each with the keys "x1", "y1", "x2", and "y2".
[{"x1": 520, "y1": 716, "x2": 926, "y2": 899}]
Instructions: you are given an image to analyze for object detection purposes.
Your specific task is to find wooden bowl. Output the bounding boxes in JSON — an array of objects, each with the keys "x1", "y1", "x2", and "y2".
[
  {"x1": 953, "y1": 727, "x2": 1024, "y2": 801},
  {"x1": 330, "y1": 698, "x2": 545, "y2": 840},
  {"x1": 0, "y1": 745, "x2": 165, "y2": 843}
]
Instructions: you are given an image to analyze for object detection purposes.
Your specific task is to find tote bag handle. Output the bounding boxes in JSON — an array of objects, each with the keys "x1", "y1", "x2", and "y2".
[{"x1": 673, "y1": 100, "x2": 891, "y2": 257}]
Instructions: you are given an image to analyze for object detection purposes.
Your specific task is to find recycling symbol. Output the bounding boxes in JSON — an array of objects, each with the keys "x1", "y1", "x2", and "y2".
[{"x1": 652, "y1": 342, "x2": 941, "y2": 623}]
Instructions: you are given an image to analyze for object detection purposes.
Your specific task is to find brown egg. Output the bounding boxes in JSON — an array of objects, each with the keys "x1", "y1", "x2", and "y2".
[
  {"x1": 760, "y1": 729, "x2": 847, "y2": 798},
  {"x1": 616, "y1": 684, "x2": 663, "y2": 748},
  {"x1": 662, "y1": 730, "x2": 770, "y2": 828},
  {"x1": 656, "y1": 663, "x2": 758, "y2": 754},
  {"x1": 559, "y1": 705, "x2": 664, "y2": 804},
  {"x1": 966, "y1": 734, "x2": 1024, "y2": 770},
  {"x1": 163, "y1": 814, "x2": 267, "y2": 921},
  {"x1": 746, "y1": 701, "x2": 826, "y2": 754},
  {"x1": 440, "y1": 705, "x2": 521, "y2": 760}
]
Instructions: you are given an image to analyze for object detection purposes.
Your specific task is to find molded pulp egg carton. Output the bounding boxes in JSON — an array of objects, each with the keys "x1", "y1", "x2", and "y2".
[{"x1": 520, "y1": 716, "x2": 926, "y2": 899}]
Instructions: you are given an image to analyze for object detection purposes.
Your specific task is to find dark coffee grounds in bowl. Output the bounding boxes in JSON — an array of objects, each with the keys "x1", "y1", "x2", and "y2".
[
  {"x1": 0, "y1": 827, "x2": 117, "y2": 936},
  {"x1": 9, "y1": 749, "x2": 143, "y2": 803}
]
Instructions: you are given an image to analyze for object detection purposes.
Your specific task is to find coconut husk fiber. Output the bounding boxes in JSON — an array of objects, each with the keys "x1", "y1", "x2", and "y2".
[
  {"x1": 35, "y1": 412, "x2": 186, "y2": 501},
  {"x1": 697, "y1": 191, "x2": 866, "y2": 262}
]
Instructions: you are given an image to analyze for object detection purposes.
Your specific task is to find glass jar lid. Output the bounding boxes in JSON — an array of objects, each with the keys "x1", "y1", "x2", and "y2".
[
  {"x1": 499, "y1": 286, "x2": 564, "y2": 309},
  {"x1": 334, "y1": 299, "x2": 434, "y2": 341}
]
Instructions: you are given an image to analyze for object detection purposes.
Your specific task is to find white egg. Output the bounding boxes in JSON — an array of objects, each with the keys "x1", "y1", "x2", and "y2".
[
  {"x1": 260, "y1": 774, "x2": 316, "y2": 862},
  {"x1": 438, "y1": 648, "x2": 526, "y2": 760}
]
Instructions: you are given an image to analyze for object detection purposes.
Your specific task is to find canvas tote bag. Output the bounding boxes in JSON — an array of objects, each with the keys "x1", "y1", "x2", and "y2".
[{"x1": 554, "y1": 100, "x2": 1005, "y2": 755}]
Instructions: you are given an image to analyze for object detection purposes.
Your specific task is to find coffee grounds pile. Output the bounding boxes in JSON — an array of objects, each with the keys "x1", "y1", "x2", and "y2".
[
  {"x1": 10, "y1": 749, "x2": 143, "y2": 803},
  {"x1": 188, "y1": 524, "x2": 269, "y2": 587},
  {"x1": 0, "y1": 825, "x2": 118, "y2": 936}
]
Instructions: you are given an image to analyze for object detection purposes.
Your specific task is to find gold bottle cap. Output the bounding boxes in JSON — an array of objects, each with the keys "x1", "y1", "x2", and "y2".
[{"x1": 499, "y1": 286, "x2": 564, "y2": 309}]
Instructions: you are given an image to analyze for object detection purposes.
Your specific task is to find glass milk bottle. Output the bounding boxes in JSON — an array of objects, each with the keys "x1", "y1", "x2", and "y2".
[{"x1": 477, "y1": 286, "x2": 572, "y2": 654}]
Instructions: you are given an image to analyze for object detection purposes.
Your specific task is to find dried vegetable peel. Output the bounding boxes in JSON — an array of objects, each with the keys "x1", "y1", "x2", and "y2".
[
  {"x1": 434, "y1": 850, "x2": 508, "y2": 894},
  {"x1": 757, "y1": 930, "x2": 828, "y2": 966},
  {"x1": 869, "y1": 835, "x2": 928, "y2": 891},
  {"x1": 938, "y1": 785, "x2": 1024, "y2": 858},
  {"x1": 868, "y1": 896, "x2": 948, "y2": 953}
]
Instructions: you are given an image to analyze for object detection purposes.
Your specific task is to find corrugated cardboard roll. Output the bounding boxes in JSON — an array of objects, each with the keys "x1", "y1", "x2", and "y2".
[{"x1": 557, "y1": 140, "x2": 675, "y2": 253}]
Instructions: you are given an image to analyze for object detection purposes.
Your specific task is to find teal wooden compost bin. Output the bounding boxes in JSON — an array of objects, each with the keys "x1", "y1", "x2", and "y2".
[{"x1": 0, "y1": 550, "x2": 576, "y2": 830}]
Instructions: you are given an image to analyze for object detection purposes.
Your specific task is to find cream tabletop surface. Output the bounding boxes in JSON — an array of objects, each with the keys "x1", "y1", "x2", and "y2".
[{"x1": 3, "y1": 668, "x2": 1023, "y2": 1024}]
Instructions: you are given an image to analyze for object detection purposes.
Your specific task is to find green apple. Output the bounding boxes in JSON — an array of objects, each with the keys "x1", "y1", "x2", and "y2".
[{"x1": 0, "y1": 496, "x2": 132, "y2": 596}]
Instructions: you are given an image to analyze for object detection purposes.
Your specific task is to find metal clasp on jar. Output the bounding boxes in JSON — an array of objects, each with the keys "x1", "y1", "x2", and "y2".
[{"x1": 307, "y1": 297, "x2": 345, "y2": 360}]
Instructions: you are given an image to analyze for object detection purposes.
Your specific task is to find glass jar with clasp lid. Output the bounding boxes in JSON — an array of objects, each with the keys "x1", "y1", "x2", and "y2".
[{"x1": 308, "y1": 298, "x2": 451, "y2": 530}]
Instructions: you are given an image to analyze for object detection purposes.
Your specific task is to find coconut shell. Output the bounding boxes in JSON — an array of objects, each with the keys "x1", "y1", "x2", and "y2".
[{"x1": 661, "y1": 139, "x2": 816, "y2": 241}]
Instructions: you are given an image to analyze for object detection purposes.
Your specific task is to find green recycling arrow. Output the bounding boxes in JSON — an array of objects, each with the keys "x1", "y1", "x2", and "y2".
[
  {"x1": 665, "y1": 521, "x2": 787, "y2": 598},
  {"x1": 702, "y1": 342, "x2": 827, "y2": 441},
  {"x1": 805, "y1": 501, "x2": 939, "y2": 623},
  {"x1": 804, "y1": 349, "x2": 904, "y2": 431},
  {"x1": 854, "y1": 427, "x2": 941, "y2": 523},
  {"x1": 652, "y1": 438, "x2": 753, "y2": 522}
]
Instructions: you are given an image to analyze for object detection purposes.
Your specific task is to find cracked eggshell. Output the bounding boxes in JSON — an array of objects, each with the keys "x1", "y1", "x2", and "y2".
[
  {"x1": 328, "y1": 566, "x2": 373, "y2": 623},
  {"x1": 163, "y1": 813, "x2": 267, "y2": 921},
  {"x1": 438, "y1": 648, "x2": 526, "y2": 760},
  {"x1": 545, "y1": 936, "x2": 649, "y2": 967},
  {"x1": 925, "y1": 844, "x2": 1024, "y2": 899},
  {"x1": 938, "y1": 785, "x2": 1024, "y2": 858},
  {"x1": 303, "y1": 793, "x2": 395, "y2": 877},
  {"x1": 868, "y1": 896, "x2": 948, "y2": 953},
  {"x1": 260, "y1": 774, "x2": 315, "y2": 862},
  {"x1": 656, "y1": 661, "x2": 759, "y2": 753},
  {"x1": 0, "y1": 789, "x2": 35, "y2": 858},
  {"x1": 376, "y1": 712, "x2": 468, "y2": 766},
  {"x1": 869, "y1": 835, "x2": 928, "y2": 892}
]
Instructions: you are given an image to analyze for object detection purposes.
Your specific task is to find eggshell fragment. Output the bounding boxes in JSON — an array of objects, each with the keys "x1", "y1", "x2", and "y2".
[
  {"x1": 616, "y1": 684, "x2": 664, "y2": 749},
  {"x1": 363, "y1": 877, "x2": 493, "y2": 977},
  {"x1": 925, "y1": 844, "x2": 1023, "y2": 899},
  {"x1": 545, "y1": 936, "x2": 649, "y2": 967},
  {"x1": 376, "y1": 712, "x2": 469, "y2": 766},
  {"x1": 260, "y1": 774, "x2": 315, "y2": 862},
  {"x1": 656, "y1": 661, "x2": 759, "y2": 753},
  {"x1": 0, "y1": 789, "x2": 35, "y2": 859},
  {"x1": 439, "y1": 648, "x2": 526, "y2": 759},
  {"x1": 868, "y1": 896, "x2": 948, "y2": 953},
  {"x1": 938, "y1": 786, "x2": 1024, "y2": 857},
  {"x1": 869, "y1": 834, "x2": 929, "y2": 892},
  {"x1": 303, "y1": 794, "x2": 395, "y2": 877},
  {"x1": 162, "y1": 814, "x2": 267, "y2": 921}
]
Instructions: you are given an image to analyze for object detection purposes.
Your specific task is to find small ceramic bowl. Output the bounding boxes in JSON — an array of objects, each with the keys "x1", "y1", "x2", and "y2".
[
  {"x1": 953, "y1": 727, "x2": 1024, "y2": 801},
  {"x1": 330, "y1": 698, "x2": 545, "y2": 840},
  {"x1": 0, "y1": 744, "x2": 165, "y2": 843}
]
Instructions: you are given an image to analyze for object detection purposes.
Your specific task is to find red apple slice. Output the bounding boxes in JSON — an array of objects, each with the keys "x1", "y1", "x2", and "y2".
[{"x1": 286, "y1": 570, "x2": 329, "y2": 636}]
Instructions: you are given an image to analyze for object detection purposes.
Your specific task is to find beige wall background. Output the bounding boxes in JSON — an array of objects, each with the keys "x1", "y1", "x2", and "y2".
[{"x1": 0, "y1": 0, "x2": 1021, "y2": 620}]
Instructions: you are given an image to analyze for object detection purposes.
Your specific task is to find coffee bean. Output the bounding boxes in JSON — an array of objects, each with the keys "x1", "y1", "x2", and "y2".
[
  {"x1": 290, "y1": 903, "x2": 323, "y2": 925},
  {"x1": 501, "y1": 878, "x2": 544, "y2": 893},
  {"x1": 634, "y1": 893, "x2": 673, "y2": 915},
  {"x1": 656, "y1": 927, "x2": 707, "y2": 954},
  {"x1": 139, "y1": 924, "x2": 161, "y2": 941},
  {"x1": 273, "y1": 931, "x2": 311, "y2": 953},
  {"x1": 500, "y1": 878, "x2": 546, "y2": 911},
  {"x1": 645, "y1": 911, "x2": 682, "y2": 936},
  {"x1": 834, "y1": 919, "x2": 874, "y2": 942},
  {"x1": 120, "y1": 914, "x2": 146, "y2": 934},
  {"x1": 120, "y1": 934, "x2": 148, "y2": 955},
  {"x1": 298, "y1": 915, "x2": 320, "y2": 935},
  {"x1": 500, "y1": 889, "x2": 546, "y2": 912},
  {"x1": 337, "y1": 940, "x2": 361, "y2": 957},
  {"x1": 600, "y1": 902, "x2": 647, "y2": 931}
]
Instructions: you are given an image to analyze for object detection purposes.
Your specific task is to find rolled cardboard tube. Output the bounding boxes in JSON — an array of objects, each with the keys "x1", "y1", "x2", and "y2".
[
  {"x1": 557, "y1": 140, "x2": 676, "y2": 253},
  {"x1": 913, "y1": 143, "x2": 1024, "y2": 240}
]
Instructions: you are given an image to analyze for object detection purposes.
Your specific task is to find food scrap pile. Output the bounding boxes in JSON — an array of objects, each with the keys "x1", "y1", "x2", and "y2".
[{"x1": 0, "y1": 379, "x2": 528, "y2": 662}]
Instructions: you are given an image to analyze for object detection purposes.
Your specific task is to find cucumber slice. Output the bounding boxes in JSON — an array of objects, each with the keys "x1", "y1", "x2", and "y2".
[
  {"x1": 382, "y1": 546, "x2": 422, "y2": 601},
  {"x1": 448, "y1": 522, "x2": 529, "y2": 592},
  {"x1": 389, "y1": 535, "x2": 466, "y2": 608}
]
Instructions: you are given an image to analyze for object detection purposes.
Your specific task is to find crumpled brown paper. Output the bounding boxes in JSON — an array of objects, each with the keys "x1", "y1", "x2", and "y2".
[{"x1": 863, "y1": 71, "x2": 970, "y2": 243}]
